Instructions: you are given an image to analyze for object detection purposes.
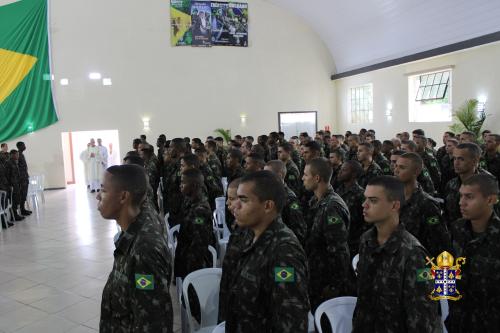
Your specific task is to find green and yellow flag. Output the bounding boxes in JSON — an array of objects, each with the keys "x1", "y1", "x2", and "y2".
[{"x1": 0, "y1": 0, "x2": 58, "y2": 141}]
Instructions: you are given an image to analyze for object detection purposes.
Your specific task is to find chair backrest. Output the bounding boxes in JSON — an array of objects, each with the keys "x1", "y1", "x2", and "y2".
[
  {"x1": 314, "y1": 296, "x2": 357, "y2": 333},
  {"x1": 183, "y1": 268, "x2": 222, "y2": 332},
  {"x1": 0, "y1": 190, "x2": 6, "y2": 213},
  {"x1": 352, "y1": 254, "x2": 359, "y2": 275},
  {"x1": 208, "y1": 245, "x2": 217, "y2": 268},
  {"x1": 211, "y1": 321, "x2": 225, "y2": 333},
  {"x1": 215, "y1": 197, "x2": 226, "y2": 210},
  {"x1": 440, "y1": 299, "x2": 449, "y2": 333},
  {"x1": 221, "y1": 177, "x2": 228, "y2": 196},
  {"x1": 168, "y1": 224, "x2": 180, "y2": 251}
]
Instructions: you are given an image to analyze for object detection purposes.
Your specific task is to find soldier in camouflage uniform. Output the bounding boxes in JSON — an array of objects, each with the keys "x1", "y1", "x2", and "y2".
[
  {"x1": 481, "y1": 133, "x2": 500, "y2": 183},
  {"x1": 444, "y1": 143, "x2": 495, "y2": 224},
  {"x1": 373, "y1": 140, "x2": 392, "y2": 175},
  {"x1": 140, "y1": 144, "x2": 160, "y2": 212},
  {"x1": 446, "y1": 174, "x2": 500, "y2": 332},
  {"x1": 302, "y1": 158, "x2": 355, "y2": 311},
  {"x1": 337, "y1": 160, "x2": 370, "y2": 258},
  {"x1": 265, "y1": 160, "x2": 307, "y2": 245},
  {"x1": 97, "y1": 165, "x2": 173, "y2": 333},
  {"x1": 393, "y1": 149, "x2": 436, "y2": 195},
  {"x1": 402, "y1": 139, "x2": 438, "y2": 195},
  {"x1": 278, "y1": 143, "x2": 303, "y2": 196},
  {"x1": 357, "y1": 142, "x2": 383, "y2": 188},
  {"x1": 0, "y1": 152, "x2": 14, "y2": 228},
  {"x1": 244, "y1": 152, "x2": 265, "y2": 174},
  {"x1": 163, "y1": 138, "x2": 186, "y2": 226},
  {"x1": 181, "y1": 153, "x2": 223, "y2": 211},
  {"x1": 414, "y1": 136, "x2": 442, "y2": 193},
  {"x1": 267, "y1": 132, "x2": 280, "y2": 161},
  {"x1": 440, "y1": 138, "x2": 458, "y2": 191},
  {"x1": 353, "y1": 176, "x2": 441, "y2": 332},
  {"x1": 205, "y1": 140, "x2": 223, "y2": 178},
  {"x1": 328, "y1": 149, "x2": 345, "y2": 191},
  {"x1": 16, "y1": 142, "x2": 31, "y2": 215},
  {"x1": 346, "y1": 134, "x2": 360, "y2": 161},
  {"x1": 7, "y1": 150, "x2": 24, "y2": 221},
  {"x1": 221, "y1": 171, "x2": 310, "y2": 332},
  {"x1": 225, "y1": 149, "x2": 245, "y2": 184},
  {"x1": 174, "y1": 168, "x2": 214, "y2": 279},
  {"x1": 395, "y1": 153, "x2": 451, "y2": 257}
]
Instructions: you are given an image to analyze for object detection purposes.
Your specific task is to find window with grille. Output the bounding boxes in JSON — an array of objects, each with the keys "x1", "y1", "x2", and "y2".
[
  {"x1": 415, "y1": 71, "x2": 450, "y2": 101},
  {"x1": 349, "y1": 84, "x2": 373, "y2": 124}
]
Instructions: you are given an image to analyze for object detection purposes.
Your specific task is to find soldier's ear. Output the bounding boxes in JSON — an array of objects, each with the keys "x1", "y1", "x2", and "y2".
[
  {"x1": 263, "y1": 199, "x2": 275, "y2": 214},
  {"x1": 486, "y1": 194, "x2": 498, "y2": 206},
  {"x1": 120, "y1": 190, "x2": 130, "y2": 204},
  {"x1": 392, "y1": 200, "x2": 401, "y2": 212}
]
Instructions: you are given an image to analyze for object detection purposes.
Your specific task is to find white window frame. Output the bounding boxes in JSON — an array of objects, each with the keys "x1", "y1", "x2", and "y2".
[{"x1": 348, "y1": 83, "x2": 373, "y2": 124}]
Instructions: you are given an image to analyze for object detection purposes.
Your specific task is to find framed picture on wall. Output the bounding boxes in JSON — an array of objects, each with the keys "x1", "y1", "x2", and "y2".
[{"x1": 278, "y1": 111, "x2": 318, "y2": 139}]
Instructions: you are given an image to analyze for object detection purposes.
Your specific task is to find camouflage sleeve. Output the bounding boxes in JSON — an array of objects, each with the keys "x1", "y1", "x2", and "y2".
[
  {"x1": 282, "y1": 199, "x2": 307, "y2": 245},
  {"x1": 419, "y1": 170, "x2": 436, "y2": 195},
  {"x1": 402, "y1": 247, "x2": 441, "y2": 333},
  {"x1": 184, "y1": 208, "x2": 213, "y2": 273},
  {"x1": 321, "y1": 206, "x2": 354, "y2": 296},
  {"x1": 270, "y1": 241, "x2": 310, "y2": 333},
  {"x1": 131, "y1": 244, "x2": 173, "y2": 333},
  {"x1": 286, "y1": 167, "x2": 302, "y2": 196},
  {"x1": 421, "y1": 200, "x2": 452, "y2": 257}
]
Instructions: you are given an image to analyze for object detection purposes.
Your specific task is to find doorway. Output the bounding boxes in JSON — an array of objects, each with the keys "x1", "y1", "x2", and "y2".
[{"x1": 61, "y1": 130, "x2": 121, "y2": 186}]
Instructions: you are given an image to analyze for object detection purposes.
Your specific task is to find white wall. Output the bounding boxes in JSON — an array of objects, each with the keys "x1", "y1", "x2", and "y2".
[
  {"x1": 334, "y1": 42, "x2": 500, "y2": 142},
  {"x1": 6, "y1": 0, "x2": 336, "y2": 188}
]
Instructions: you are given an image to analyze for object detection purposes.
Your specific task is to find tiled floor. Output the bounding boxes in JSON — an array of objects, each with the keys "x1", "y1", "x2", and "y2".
[{"x1": 0, "y1": 186, "x2": 182, "y2": 332}]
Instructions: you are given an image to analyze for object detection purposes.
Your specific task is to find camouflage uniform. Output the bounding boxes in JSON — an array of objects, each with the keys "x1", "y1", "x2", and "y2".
[
  {"x1": 281, "y1": 185, "x2": 307, "y2": 245},
  {"x1": 440, "y1": 154, "x2": 456, "y2": 193},
  {"x1": 7, "y1": 159, "x2": 21, "y2": 210},
  {"x1": 221, "y1": 218, "x2": 310, "y2": 332},
  {"x1": 443, "y1": 168, "x2": 494, "y2": 225},
  {"x1": 291, "y1": 149, "x2": 302, "y2": 172},
  {"x1": 346, "y1": 148, "x2": 358, "y2": 161},
  {"x1": 145, "y1": 158, "x2": 160, "y2": 211},
  {"x1": 284, "y1": 159, "x2": 302, "y2": 197},
  {"x1": 269, "y1": 143, "x2": 278, "y2": 161},
  {"x1": 418, "y1": 166, "x2": 436, "y2": 196},
  {"x1": 208, "y1": 153, "x2": 223, "y2": 179},
  {"x1": 216, "y1": 147, "x2": 227, "y2": 172},
  {"x1": 420, "y1": 151, "x2": 442, "y2": 193},
  {"x1": 18, "y1": 151, "x2": 29, "y2": 210},
  {"x1": 337, "y1": 182, "x2": 370, "y2": 258},
  {"x1": 305, "y1": 186, "x2": 355, "y2": 311},
  {"x1": 330, "y1": 164, "x2": 342, "y2": 191},
  {"x1": 399, "y1": 185, "x2": 451, "y2": 257},
  {"x1": 374, "y1": 153, "x2": 392, "y2": 175},
  {"x1": 481, "y1": 152, "x2": 500, "y2": 184},
  {"x1": 0, "y1": 155, "x2": 9, "y2": 192},
  {"x1": 200, "y1": 164, "x2": 224, "y2": 211},
  {"x1": 352, "y1": 224, "x2": 442, "y2": 333},
  {"x1": 174, "y1": 195, "x2": 214, "y2": 279},
  {"x1": 358, "y1": 161, "x2": 383, "y2": 189},
  {"x1": 218, "y1": 228, "x2": 253, "y2": 322},
  {"x1": 163, "y1": 160, "x2": 182, "y2": 226},
  {"x1": 446, "y1": 213, "x2": 500, "y2": 332},
  {"x1": 227, "y1": 166, "x2": 244, "y2": 185},
  {"x1": 100, "y1": 208, "x2": 173, "y2": 333},
  {"x1": 436, "y1": 145, "x2": 447, "y2": 165}
]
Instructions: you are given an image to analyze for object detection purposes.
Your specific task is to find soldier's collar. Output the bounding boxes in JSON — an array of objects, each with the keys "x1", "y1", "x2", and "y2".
[
  {"x1": 366, "y1": 224, "x2": 405, "y2": 254},
  {"x1": 465, "y1": 213, "x2": 500, "y2": 240},
  {"x1": 243, "y1": 218, "x2": 282, "y2": 252},
  {"x1": 115, "y1": 211, "x2": 146, "y2": 254}
]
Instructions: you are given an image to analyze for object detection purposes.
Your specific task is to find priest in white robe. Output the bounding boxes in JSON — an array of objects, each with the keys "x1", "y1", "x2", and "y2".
[
  {"x1": 86, "y1": 138, "x2": 102, "y2": 193},
  {"x1": 97, "y1": 138, "x2": 108, "y2": 180}
]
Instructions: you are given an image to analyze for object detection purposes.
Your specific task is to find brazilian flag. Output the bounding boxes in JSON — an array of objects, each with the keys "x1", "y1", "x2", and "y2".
[{"x1": 0, "y1": 0, "x2": 58, "y2": 142}]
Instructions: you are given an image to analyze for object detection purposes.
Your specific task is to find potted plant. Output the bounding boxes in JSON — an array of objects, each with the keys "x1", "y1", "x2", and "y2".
[
  {"x1": 214, "y1": 128, "x2": 232, "y2": 145},
  {"x1": 449, "y1": 99, "x2": 488, "y2": 141}
]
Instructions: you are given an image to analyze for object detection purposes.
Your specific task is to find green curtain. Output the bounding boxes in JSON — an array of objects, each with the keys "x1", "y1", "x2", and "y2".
[{"x1": 0, "y1": 0, "x2": 58, "y2": 142}]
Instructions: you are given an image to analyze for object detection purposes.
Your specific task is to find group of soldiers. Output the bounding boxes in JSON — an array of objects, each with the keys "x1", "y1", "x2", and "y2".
[
  {"x1": 0, "y1": 141, "x2": 32, "y2": 228},
  {"x1": 98, "y1": 128, "x2": 500, "y2": 333}
]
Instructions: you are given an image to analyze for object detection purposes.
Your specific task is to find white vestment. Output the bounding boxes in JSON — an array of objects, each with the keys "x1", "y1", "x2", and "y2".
[
  {"x1": 98, "y1": 145, "x2": 108, "y2": 179},
  {"x1": 86, "y1": 146, "x2": 102, "y2": 191}
]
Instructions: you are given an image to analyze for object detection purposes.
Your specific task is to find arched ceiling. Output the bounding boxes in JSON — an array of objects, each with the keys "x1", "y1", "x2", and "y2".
[{"x1": 268, "y1": 0, "x2": 500, "y2": 74}]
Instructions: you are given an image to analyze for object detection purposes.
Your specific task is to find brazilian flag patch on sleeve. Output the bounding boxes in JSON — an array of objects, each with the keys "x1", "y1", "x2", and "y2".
[
  {"x1": 327, "y1": 216, "x2": 342, "y2": 225},
  {"x1": 274, "y1": 267, "x2": 295, "y2": 283},
  {"x1": 290, "y1": 202, "x2": 300, "y2": 210},
  {"x1": 194, "y1": 217, "x2": 205, "y2": 225},
  {"x1": 426, "y1": 216, "x2": 440, "y2": 225},
  {"x1": 416, "y1": 268, "x2": 433, "y2": 282},
  {"x1": 135, "y1": 274, "x2": 154, "y2": 290}
]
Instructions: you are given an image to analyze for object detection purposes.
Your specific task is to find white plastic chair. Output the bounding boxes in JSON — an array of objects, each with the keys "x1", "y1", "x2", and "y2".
[
  {"x1": 352, "y1": 254, "x2": 359, "y2": 275},
  {"x1": 211, "y1": 322, "x2": 225, "y2": 333},
  {"x1": 308, "y1": 311, "x2": 315, "y2": 333},
  {"x1": 169, "y1": 224, "x2": 180, "y2": 259},
  {"x1": 314, "y1": 296, "x2": 357, "y2": 333},
  {"x1": 27, "y1": 174, "x2": 45, "y2": 210},
  {"x1": 440, "y1": 299, "x2": 449, "y2": 333},
  {"x1": 221, "y1": 177, "x2": 228, "y2": 196},
  {"x1": 208, "y1": 245, "x2": 217, "y2": 268},
  {"x1": 217, "y1": 238, "x2": 229, "y2": 267},
  {"x1": 182, "y1": 268, "x2": 222, "y2": 333}
]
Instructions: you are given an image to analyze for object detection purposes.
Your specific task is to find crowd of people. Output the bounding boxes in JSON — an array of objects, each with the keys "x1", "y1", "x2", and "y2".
[
  {"x1": 79, "y1": 129, "x2": 500, "y2": 332},
  {"x1": 0, "y1": 141, "x2": 32, "y2": 228}
]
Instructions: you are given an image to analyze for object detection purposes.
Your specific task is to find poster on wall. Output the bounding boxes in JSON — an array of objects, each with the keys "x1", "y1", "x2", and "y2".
[
  {"x1": 190, "y1": 1, "x2": 212, "y2": 47},
  {"x1": 211, "y1": 2, "x2": 248, "y2": 47},
  {"x1": 170, "y1": 0, "x2": 192, "y2": 46}
]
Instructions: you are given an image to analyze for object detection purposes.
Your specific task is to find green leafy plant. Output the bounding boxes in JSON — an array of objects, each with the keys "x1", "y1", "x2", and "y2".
[
  {"x1": 449, "y1": 99, "x2": 487, "y2": 140},
  {"x1": 214, "y1": 128, "x2": 232, "y2": 144}
]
